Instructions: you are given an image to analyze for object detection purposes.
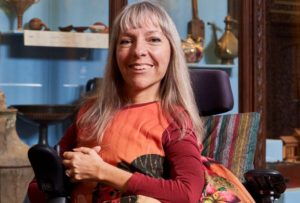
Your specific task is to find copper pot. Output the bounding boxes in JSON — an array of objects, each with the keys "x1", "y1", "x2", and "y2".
[{"x1": 29, "y1": 18, "x2": 49, "y2": 30}]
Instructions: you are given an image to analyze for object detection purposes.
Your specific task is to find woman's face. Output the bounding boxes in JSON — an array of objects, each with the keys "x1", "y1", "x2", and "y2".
[{"x1": 116, "y1": 22, "x2": 171, "y2": 103}]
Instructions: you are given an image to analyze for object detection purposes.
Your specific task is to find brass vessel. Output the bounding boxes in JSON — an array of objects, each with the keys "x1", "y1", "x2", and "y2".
[
  {"x1": 181, "y1": 34, "x2": 204, "y2": 63},
  {"x1": 208, "y1": 15, "x2": 238, "y2": 64}
]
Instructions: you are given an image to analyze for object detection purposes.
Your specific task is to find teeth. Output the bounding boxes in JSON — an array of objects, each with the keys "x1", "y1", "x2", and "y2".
[{"x1": 129, "y1": 64, "x2": 153, "y2": 70}]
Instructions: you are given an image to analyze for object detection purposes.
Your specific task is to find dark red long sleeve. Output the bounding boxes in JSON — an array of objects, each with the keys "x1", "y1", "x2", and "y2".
[
  {"x1": 126, "y1": 130, "x2": 205, "y2": 203},
  {"x1": 58, "y1": 123, "x2": 77, "y2": 155}
]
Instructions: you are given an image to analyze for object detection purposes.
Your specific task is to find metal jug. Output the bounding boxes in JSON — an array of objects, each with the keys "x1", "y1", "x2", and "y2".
[{"x1": 208, "y1": 15, "x2": 238, "y2": 64}]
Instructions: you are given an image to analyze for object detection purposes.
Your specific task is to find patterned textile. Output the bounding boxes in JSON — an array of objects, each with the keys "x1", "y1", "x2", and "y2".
[
  {"x1": 202, "y1": 112, "x2": 260, "y2": 181},
  {"x1": 100, "y1": 157, "x2": 256, "y2": 203},
  {"x1": 200, "y1": 156, "x2": 255, "y2": 203}
]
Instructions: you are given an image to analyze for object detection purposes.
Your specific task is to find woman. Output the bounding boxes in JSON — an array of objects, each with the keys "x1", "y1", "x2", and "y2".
[
  {"x1": 61, "y1": 1, "x2": 204, "y2": 202},
  {"x1": 28, "y1": 1, "x2": 255, "y2": 203}
]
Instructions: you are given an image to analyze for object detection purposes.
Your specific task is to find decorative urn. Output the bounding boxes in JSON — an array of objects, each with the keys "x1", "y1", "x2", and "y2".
[
  {"x1": 181, "y1": 34, "x2": 204, "y2": 63},
  {"x1": 0, "y1": 91, "x2": 34, "y2": 203}
]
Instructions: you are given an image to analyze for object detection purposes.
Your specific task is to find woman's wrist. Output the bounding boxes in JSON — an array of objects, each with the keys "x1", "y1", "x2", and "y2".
[{"x1": 98, "y1": 161, "x2": 133, "y2": 191}]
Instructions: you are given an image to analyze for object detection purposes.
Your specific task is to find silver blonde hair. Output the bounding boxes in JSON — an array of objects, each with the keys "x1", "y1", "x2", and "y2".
[{"x1": 77, "y1": 1, "x2": 203, "y2": 144}]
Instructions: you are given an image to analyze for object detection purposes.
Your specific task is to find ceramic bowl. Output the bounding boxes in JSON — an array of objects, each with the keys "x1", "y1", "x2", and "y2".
[
  {"x1": 29, "y1": 18, "x2": 44, "y2": 30},
  {"x1": 89, "y1": 22, "x2": 108, "y2": 33},
  {"x1": 73, "y1": 26, "x2": 88, "y2": 32},
  {"x1": 59, "y1": 25, "x2": 73, "y2": 32},
  {"x1": 89, "y1": 24, "x2": 106, "y2": 33}
]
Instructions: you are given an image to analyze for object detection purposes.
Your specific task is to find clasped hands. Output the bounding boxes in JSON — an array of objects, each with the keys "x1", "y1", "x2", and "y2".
[
  {"x1": 62, "y1": 146, "x2": 102, "y2": 182},
  {"x1": 62, "y1": 146, "x2": 161, "y2": 203}
]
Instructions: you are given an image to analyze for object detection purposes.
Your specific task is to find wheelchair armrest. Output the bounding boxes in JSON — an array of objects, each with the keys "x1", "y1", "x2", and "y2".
[
  {"x1": 244, "y1": 169, "x2": 286, "y2": 203},
  {"x1": 28, "y1": 144, "x2": 70, "y2": 201}
]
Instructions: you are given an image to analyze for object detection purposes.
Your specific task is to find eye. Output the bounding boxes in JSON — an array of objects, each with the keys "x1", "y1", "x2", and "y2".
[
  {"x1": 149, "y1": 37, "x2": 162, "y2": 43},
  {"x1": 119, "y1": 38, "x2": 132, "y2": 46}
]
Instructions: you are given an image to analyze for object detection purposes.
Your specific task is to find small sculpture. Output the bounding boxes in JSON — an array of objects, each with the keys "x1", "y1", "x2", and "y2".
[
  {"x1": 29, "y1": 18, "x2": 50, "y2": 31},
  {"x1": 208, "y1": 15, "x2": 238, "y2": 64},
  {"x1": 280, "y1": 135, "x2": 299, "y2": 162},
  {"x1": 188, "y1": 0, "x2": 205, "y2": 43},
  {"x1": 181, "y1": 34, "x2": 203, "y2": 63}
]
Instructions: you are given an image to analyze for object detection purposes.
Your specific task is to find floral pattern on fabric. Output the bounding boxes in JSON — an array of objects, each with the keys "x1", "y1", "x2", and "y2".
[
  {"x1": 201, "y1": 176, "x2": 241, "y2": 203},
  {"x1": 200, "y1": 157, "x2": 242, "y2": 203}
]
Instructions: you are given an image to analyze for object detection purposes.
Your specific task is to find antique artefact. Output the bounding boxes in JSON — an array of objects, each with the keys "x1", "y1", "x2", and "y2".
[
  {"x1": 0, "y1": 91, "x2": 33, "y2": 203},
  {"x1": 89, "y1": 22, "x2": 108, "y2": 33},
  {"x1": 29, "y1": 17, "x2": 50, "y2": 30},
  {"x1": 181, "y1": 34, "x2": 203, "y2": 63},
  {"x1": 188, "y1": 0, "x2": 205, "y2": 43},
  {"x1": 5, "y1": 0, "x2": 39, "y2": 30},
  {"x1": 280, "y1": 135, "x2": 299, "y2": 162},
  {"x1": 208, "y1": 15, "x2": 238, "y2": 64},
  {"x1": 58, "y1": 25, "x2": 73, "y2": 32}
]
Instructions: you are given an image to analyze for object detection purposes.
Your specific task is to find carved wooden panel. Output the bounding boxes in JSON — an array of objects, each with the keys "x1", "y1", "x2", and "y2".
[
  {"x1": 266, "y1": 0, "x2": 300, "y2": 138},
  {"x1": 239, "y1": 0, "x2": 267, "y2": 168},
  {"x1": 266, "y1": 40, "x2": 300, "y2": 137},
  {"x1": 240, "y1": 0, "x2": 300, "y2": 168}
]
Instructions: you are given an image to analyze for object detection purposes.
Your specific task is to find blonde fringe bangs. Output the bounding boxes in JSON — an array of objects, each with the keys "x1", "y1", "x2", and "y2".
[{"x1": 119, "y1": 2, "x2": 171, "y2": 35}]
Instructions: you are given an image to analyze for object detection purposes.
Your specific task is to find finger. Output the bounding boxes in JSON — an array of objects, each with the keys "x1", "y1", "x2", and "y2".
[
  {"x1": 62, "y1": 159, "x2": 72, "y2": 167},
  {"x1": 73, "y1": 147, "x2": 93, "y2": 154},
  {"x1": 63, "y1": 151, "x2": 74, "y2": 159}
]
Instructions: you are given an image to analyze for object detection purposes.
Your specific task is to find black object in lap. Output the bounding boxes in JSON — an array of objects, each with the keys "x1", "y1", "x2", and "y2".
[{"x1": 28, "y1": 144, "x2": 70, "y2": 203}]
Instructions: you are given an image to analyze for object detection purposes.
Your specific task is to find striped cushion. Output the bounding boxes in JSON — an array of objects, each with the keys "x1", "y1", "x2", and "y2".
[{"x1": 202, "y1": 112, "x2": 260, "y2": 181}]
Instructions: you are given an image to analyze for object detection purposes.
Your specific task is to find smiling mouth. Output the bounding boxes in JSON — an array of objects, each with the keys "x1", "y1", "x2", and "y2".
[{"x1": 129, "y1": 64, "x2": 154, "y2": 70}]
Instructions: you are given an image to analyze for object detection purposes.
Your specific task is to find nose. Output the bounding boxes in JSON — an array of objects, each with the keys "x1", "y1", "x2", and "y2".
[{"x1": 133, "y1": 39, "x2": 147, "y2": 57}]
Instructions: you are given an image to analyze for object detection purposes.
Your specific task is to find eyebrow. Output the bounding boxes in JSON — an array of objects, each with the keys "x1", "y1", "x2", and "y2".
[
  {"x1": 146, "y1": 30, "x2": 161, "y2": 35},
  {"x1": 121, "y1": 30, "x2": 163, "y2": 36}
]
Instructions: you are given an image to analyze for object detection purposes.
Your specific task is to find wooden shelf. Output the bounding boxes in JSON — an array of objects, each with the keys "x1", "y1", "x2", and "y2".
[
  {"x1": 23, "y1": 30, "x2": 109, "y2": 49},
  {"x1": 188, "y1": 63, "x2": 235, "y2": 69}
]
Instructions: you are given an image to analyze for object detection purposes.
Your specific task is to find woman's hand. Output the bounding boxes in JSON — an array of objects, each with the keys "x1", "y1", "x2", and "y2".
[
  {"x1": 62, "y1": 146, "x2": 103, "y2": 182},
  {"x1": 62, "y1": 146, "x2": 133, "y2": 191}
]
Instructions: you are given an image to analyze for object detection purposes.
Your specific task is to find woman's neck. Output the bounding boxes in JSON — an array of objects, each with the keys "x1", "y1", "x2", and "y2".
[
  {"x1": 126, "y1": 89, "x2": 160, "y2": 104},
  {"x1": 128, "y1": 94, "x2": 160, "y2": 104}
]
